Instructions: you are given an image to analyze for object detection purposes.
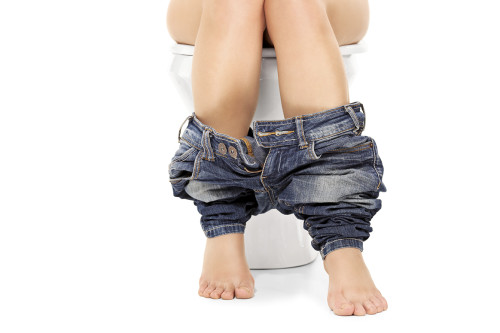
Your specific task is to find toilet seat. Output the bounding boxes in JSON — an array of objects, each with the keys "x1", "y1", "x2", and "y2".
[{"x1": 170, "y1": 41, "x2": 367, "y2": 58}]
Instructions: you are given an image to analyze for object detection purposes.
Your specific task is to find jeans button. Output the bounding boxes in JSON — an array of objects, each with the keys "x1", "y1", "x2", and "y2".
[
  {"x1": 218, "y1": 142, "x2": 227, "y2": 155},
  {"x1": 228, "y1": 146, "x2": 238, "y2": 158}
]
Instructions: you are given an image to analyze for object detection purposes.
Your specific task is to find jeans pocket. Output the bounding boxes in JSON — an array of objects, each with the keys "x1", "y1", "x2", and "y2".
[
  {"x1": 310, "y1": 132, "x2": 373, "y2": 161},
  {"x1": 309, "y1": 134, "x2": 385, "y2": 192},
  {"x1": 168, "y1": 140, "x2": 201, "y2": 185}
]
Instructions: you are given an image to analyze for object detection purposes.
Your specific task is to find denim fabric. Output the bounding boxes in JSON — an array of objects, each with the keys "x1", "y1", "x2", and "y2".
[{"x1": 168, "y1": 101, "x2": 387, "y2": 260}]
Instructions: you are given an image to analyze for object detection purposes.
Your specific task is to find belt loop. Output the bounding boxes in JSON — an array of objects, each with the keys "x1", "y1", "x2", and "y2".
[
  {"x1": 344, "y1": 105, "x2": 362, "y2": 135},
  {"x1": 178, "y1": 113, "x2": 194, "y2": 143},
  {"x1": 359, "y1": 102, "x2": 366, "y2": 133},
  {"x1": 295, "y1": 116, "x2": 309, "y2": 149},
  {"x1": 201, "y1": 127, "x2": 215, "y2": 161}
]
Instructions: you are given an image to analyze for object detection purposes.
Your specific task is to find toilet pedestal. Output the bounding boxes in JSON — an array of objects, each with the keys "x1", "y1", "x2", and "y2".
[{"x1": 169, "y1": 42, "x2": 367, "y2": 269}]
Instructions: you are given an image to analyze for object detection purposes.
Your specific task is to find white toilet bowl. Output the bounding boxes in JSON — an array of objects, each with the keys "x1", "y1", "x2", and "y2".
[{"x1": 169, "y1": 42, "x2": 367, "y2": 269}]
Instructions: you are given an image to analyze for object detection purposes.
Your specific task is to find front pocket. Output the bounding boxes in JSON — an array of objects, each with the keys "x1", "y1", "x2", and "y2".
[
  {"x1": 310, "y1": 134, "x2": 374, "y2": 160},
  {"x1": 168, "y1": 141, "x2": 201, "y2": 184}
]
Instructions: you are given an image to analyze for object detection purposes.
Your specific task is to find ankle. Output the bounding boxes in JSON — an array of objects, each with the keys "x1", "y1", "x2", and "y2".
[{"x1": 323, "y1": 247, "x2": 363, "y2": 273}]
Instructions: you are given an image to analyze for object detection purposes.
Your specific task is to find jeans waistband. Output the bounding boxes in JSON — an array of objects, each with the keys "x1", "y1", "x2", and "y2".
[
  {"x1": 252, "y1": 101, "x2": 365, "y2": 148},
  {"x1": 177, "y1": 111, "x2": 257, "y2": 165},
  {"x1": 176, "y1": 101, "x2": 366, "y2": 160}
]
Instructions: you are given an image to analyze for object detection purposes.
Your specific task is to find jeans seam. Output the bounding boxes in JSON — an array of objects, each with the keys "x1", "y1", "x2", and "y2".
[
  {"x1": 192, "y1": 150, "x2": 203, "y2": 180},
  {"x1": 171, "y1": 147, "x2": 197, "y2": 163},
  {"x1": 299, "y1": 116, "x2": 309, "y2": 148},
  {"x1": 320, "y1": 238, "x2": 364, "y2": 259},
  {"x1": 259, "y1": 147, "x2": 275, "y2": 205},
  {"x1": 370, "y1": 138, "x2": 382, "y2": 190},
  {"x1": 204, "y1": 223, "x2": 246, "y2": 233},
  {"x1": 321, "y1": 237, "x2": 363, "y2": 248}
]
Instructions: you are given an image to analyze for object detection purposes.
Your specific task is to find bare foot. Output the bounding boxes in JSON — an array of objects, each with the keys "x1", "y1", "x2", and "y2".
[
  {"x1": 198, "y1": 233, "x2": 255, "y2": 300},
  {"x1": 323, "y1": 247, "x2": 388, "y2": 316}
]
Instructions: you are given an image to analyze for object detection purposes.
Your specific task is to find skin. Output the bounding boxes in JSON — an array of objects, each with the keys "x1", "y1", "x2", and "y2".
[{"x1": 167, "y1": 0, "x2": 387, "y2": 316}]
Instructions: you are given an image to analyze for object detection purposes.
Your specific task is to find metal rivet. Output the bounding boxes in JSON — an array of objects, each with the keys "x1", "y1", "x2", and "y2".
[
  {"x1": 218, "y1": 142, "x2": 227, "y2": 155},
  {"x1": 228, "y1": 146, "x2": 238, "y2": 158}
]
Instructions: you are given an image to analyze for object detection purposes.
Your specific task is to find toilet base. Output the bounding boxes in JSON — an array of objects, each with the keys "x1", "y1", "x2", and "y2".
[{"x1": 244, "y1": 209, "x2": 318, "y2": 269}]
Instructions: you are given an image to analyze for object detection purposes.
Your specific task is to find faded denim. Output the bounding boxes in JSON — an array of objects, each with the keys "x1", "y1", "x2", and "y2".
[{"x1": 168, "y1": 101, "x2": 387, "y2": 260}]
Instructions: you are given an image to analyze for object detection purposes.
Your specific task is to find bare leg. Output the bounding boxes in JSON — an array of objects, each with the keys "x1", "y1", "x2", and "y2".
[
  {"x1": 264, "y1": 0, "x2": 387, "y2": 316},
  {"x1": 263, "y1": 0, "x2": 370, "y2": 118},
  {"x1": 190, "y1": 0, "x2": 266, "y2": 138},
  {"x1": 167, "y1": 0, "x2": 265, "y2": 300}
]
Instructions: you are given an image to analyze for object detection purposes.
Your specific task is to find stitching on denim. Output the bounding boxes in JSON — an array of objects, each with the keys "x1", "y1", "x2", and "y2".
[
  {"x1": 214, "y1": 152, "x2": 229, "y2": 159},
  {"x1": 302, "y1": 109, "x2": 352, "y2": 123},
  {"x1": 324, "y1": 142, "x2": 373, "y2": 154},
  {"x1": 345, "y1": 106, "x2": 360, "y2": 130},
  {"x1": 259, "y1": 148, "x2": 275, "y2": 205},
  {"x1": 299, "y1": 116, "x2": 308, "y2": 148},
  {"x1": 321, "y1": 243, "x2": 363, "y2": 259},
  {"x1": 309, "y1": 140, "x2": 325, "y2": 160},
  {"x1": 307, "y1": 143, "x2": 315, "y2": 160},
  {"x1": 206, "y1": 230, "x2": 245, "y2": 238},
  {"x1": 321, "y1": 238, "x2": 364, "y2": 251},
  {"x1": 243, "y1": 167, "x2": 263, "y2": 173},
  {"x1": 255, "y1": 119, "x2": 297, "y2": 125},
  {"x1": 254, "y1": 104, "x2": 359, "y2": 126},
  {"x1": 260, "y1": 137, "x2": 298, "y2": 145},
  {"x1": 313, "y1": 126, "x2": 356, "y2": 142},
  {"x1": 257, "y1": 130, "x2": 295, "y2": 137},
  {"x1": 240, "y1": 137, "x2": 254, "y2": 157},
  {"x1": 193, "y1": 150, "x2": 203, "y2": 180},
  {"x1": 370, "y1": 138, "x2": 382, "y2": 190},
  {"x1": 171, "y1": 147, "x2": 197, "y2": 163},
  {"x1": 169, "y1": 150, "x2": 202, "y2": 183},
  {"x1": 180, "y1": 137, "x2": 202, "y2": 150},
  {"x1": 213, "y1": 152, "x2": 259, "y2": 174},
  {"x1": 204, "y1": 223, "x2": 245, "y2": 232}
]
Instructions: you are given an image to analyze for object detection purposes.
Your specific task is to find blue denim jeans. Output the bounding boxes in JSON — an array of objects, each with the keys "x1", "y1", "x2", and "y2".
[{"x1": 168, "y1": 101, "x2": 387, "y2": 260}]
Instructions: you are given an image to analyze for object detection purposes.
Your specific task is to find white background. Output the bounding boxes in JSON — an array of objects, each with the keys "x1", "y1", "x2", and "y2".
[{"x1": 1, "y1": 0, "x2": 499, "y2": 332}]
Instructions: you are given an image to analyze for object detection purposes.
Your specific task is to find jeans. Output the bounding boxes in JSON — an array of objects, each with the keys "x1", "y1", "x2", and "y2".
[{"x1": 168, "y1": 101, "x2": 387, "y2": 260}]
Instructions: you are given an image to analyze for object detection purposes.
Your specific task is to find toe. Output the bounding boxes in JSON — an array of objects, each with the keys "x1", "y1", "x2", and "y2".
[
  {"x1": 203, "y1": 283, "x2": 216, "y2": 298},
  {"x1": 362, "y1": 299, "x2": 378, "y2": 315},
  {"x1": 221, "y1": 285, "x2": 235, "y2": 300},
  {"x1": 235, "y1": 283, "x2": 254, "y2": 299},
  {"x1": 328, "y1": 292, "x2": 355, "y2": 316},
  {"x1": 370, "y1": 296, "x2": 384, "y2": 313},
  {"x1": 353, "y1": 303, "x2": 366, "y2": 316},
  {"x1": 374, "y1": 292, "x2": 388, "y2": 310},
  {"x1": 198, "y1": 281, "x2": 209, "y2": 297},
  {"x1": 210, "y1": 286, "x2": 224, "y2": 299}
]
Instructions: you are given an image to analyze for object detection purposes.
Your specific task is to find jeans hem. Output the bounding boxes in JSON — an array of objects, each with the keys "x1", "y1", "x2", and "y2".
[
  {"x1": 320, "y1": 238, "x2": 364, "y2": 260},
  {"x1": 203, "y1": 223, "x2": 246, "y2": 238}
]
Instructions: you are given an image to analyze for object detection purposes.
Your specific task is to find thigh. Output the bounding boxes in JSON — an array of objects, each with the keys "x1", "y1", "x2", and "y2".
[
  {"x1": 166, "y1": 0, "x2": 203, "y2": 45},
  {"x1": 263, "y1": 0, "x2": 370, "y2": 47}
]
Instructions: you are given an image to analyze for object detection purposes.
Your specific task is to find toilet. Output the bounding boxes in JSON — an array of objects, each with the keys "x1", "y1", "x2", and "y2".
[{"x1": 169, "y1": 42, "x2": 367, "y2": 269}]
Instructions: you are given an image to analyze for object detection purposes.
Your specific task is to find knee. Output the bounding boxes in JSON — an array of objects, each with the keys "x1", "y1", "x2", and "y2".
[{"x1": 203, "y1": 0, "x2": 265, "y2": 30}]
